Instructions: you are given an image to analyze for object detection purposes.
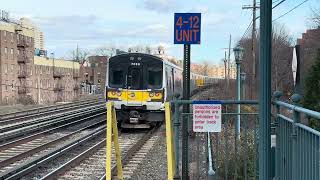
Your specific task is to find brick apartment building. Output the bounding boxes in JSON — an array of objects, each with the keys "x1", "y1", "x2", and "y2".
[
  {"x1": 297, "y1": 28, "x2": 320, "y2": 95},
  {"x1": 0, "y1": 19, "x2": 80, "y2": 105},
  {"x1": 80, "y1": 56, "x2": 108, "y2": 94}
]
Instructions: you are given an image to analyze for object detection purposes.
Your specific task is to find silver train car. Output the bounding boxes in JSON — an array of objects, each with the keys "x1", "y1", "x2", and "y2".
[{"x1": 105, "y1": 53, "x2": 220, "y2": 128}]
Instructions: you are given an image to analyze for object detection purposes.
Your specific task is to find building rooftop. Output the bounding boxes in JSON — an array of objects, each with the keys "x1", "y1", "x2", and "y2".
[{"x1": 34, "y1": 56, "x2": 80, "y2": 69}]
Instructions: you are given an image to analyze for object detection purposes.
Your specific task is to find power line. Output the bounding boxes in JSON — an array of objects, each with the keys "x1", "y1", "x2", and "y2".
[
  {"x1": 272, "y1": 0, "x2": 287, "y2": 9},
  {"x1": 240, "y1": 21, "x2": 253, "y2": 40},
  {"x1": 272, "y1": 0, "x2": 282, "y2": 4},
  {"x1": 255, "y1": 0, "x2": 287, "y2": 20},
  {"x1": 273, "y1": 0, "x2": 310, "y2": 22},
  {"x1": 241, "y1": 0, "x2": 287, "y2": 41}
]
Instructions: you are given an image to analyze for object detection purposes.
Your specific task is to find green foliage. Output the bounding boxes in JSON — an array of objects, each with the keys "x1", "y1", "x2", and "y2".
[
  {"x1": 303, "y1": 49, "x2": 320, "y2": 130},
  {"x1": 213, "y1": 127, "x2": 257, "y2": 180}
]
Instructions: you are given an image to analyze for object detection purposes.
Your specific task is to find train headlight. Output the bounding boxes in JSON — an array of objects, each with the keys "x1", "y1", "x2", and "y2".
[
  {"x1": 130, "y1": 92, "x2": 135, "y2": 97},
  {"x1": 117, "y1": 91, "x2": 122, "y2": 97},
  {"x1": 111, "y1": 91, "x2": 116, "y2": 96},
  {"x1": 155, "y1": 92, "x2": 160, "y2": 97},
  {"x1": 149, "y1": 92, "x2": 155, "y2": 97}
]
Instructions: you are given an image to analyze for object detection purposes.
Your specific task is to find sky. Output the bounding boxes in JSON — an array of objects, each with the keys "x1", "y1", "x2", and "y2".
[{"x1": 1, "y1": 0, "x2": 319, "y2": 64}]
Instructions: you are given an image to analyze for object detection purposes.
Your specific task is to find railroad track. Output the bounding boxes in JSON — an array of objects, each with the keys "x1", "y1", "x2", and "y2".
[
  {"x1": 0, "y1": 102, "x2": 105, "y2": 143},
  {"x1": 0, "y1": 98, "x2": 104, "y2": 128},
  {"x1": 0, "y1": 96, "x2": 102, "y2": 122},
  {"x1": 99, "y1": 127, "x2": 160, "y2": 180},
  {"x1": 0, "y1": 125, "x2": 160, "y2": 180},
  {"x1": 0, "y1": 124, "x2": 107, "y2": 180},
  {"x1": 0, "y1": 113, "x2": 106, "y2": 174}
]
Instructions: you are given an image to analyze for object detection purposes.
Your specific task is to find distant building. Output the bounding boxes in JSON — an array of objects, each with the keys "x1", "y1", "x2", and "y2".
[
  {"x1": 80, "y1": 56, "x2": 109, "y2": 94},
  {"x1": 191, "y1": 63, "x2": 236, "y2": 79},
  {"x1": 20, "y1": 17, "x2": 45, "y2": 50},
  {"x1": 0, "y1": 16, "x2": 79, "y2": 105},
  {"x1": 297, "y1": 28, "x2": 320, "y2": 95}
]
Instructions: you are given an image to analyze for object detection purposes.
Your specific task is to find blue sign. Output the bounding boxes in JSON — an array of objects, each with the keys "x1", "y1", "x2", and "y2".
[{"x1": 174, "y1": 13, "x2": 201, "y2": 44}]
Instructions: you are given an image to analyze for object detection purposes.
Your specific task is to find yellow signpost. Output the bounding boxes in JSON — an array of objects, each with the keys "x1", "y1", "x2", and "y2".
[
  {"x1": 106, "y1": 102, "x2": 123, "y2": 180},
  {"x1": 165, "y1": 102, "x2": 176, "y2": 180}
]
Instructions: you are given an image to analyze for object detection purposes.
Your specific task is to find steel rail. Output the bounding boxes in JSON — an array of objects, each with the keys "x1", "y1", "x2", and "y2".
[
  {"x1": 0, "y1": 114, "x2": 105, "y2": 169},
  {"x1": 0, "y1": 111, "x2": 105, "y2": 150},
  {"x1": 98, "y1": 126, "x2": 159, "y2": 179},
  {"x1": 0, "y1": 126, "x2": 106, "y2": 180},
  {"x1": 0, "y1": 103, "x2": 103, "y2": 133},
  {"x1": 39, "y1": 139, "x2": 106, "y2": 180},
  {"x1": 0, "y1": 97, "x2": 103, "y2": 121},
  {"x1": 0, "y1": 105, "x2": 105, "y2": 142},
  {"x1": 0, "y1": 100, "x2": 104, "y2": 127}
]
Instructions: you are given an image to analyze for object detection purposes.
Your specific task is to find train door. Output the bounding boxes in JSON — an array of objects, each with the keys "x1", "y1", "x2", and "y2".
[{"x1": 126, "y1": 66, "x2": 143, "y2": 106}]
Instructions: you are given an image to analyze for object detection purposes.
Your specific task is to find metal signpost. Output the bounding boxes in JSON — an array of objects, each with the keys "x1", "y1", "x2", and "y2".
[
  {"x1": 174, "y1": 13, "x2": 201, "y2": 180},
  {"x1": 259, "y1": 0, "x2": 272, "y2": 179}
]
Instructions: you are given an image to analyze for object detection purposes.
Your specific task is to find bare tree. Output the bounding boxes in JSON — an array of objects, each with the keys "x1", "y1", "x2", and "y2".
[
  {"x1": 311, "y1": 8, "x2": 320, "y2": 28},
  {"x1": 239, "y1": 23, "x2": 294, "y2": 99},
  {"x1": 145, "y1": 46, "x2": 152, "y2": 54},
  {"x1": 201, "y1": 61, "x2": 209, "y2": 76},
  {"x1": 70, "y1": 47, "x2": 90, "y2": 65},
  {"x1": 94, "y1": 46, "x2": 116, "y2": 57}
]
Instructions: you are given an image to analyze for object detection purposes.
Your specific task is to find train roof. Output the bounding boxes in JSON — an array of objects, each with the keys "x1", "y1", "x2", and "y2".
[
  {"x1": 109, "y1": 52, "x2": 163, "y2": 61},
  {"x1": 109, "y1": 52, "x2": 220, "y2": 79}
]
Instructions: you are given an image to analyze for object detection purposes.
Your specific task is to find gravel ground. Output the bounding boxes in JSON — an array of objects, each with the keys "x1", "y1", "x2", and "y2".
[
  {"x1": 134, "y1": 87, "x2": 218, "y2": 180},
  {"x1": 132, "y1": 125, "x2": 209, "y2": 180},
  {"x1": 0, "y1": 104, "x2": 45, "y2": 114},
  {"x1": 133, "y1": 125, "x2": 168, "y2": 180}
]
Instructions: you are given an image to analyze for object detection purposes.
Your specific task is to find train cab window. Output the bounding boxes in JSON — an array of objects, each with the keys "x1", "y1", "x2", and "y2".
[
  {"x1": 110, "y1": 70, "x2": 124, "y2": 88},
  {"x1": 128, "y1": 68, "x2": 142, "y2": 90},
  {"x1": 147, "y1": 67, "x2": 162, "y2": 89}
]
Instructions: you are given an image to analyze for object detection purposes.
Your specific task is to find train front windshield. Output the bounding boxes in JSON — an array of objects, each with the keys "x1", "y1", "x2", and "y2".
[{"x1": 108, "y1": 55, "x2": 163, "y2": 90}]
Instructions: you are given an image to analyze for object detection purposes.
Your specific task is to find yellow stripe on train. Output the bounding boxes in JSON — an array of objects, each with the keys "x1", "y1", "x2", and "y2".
[{"x1": 107, "y1": 90, "x2": 163, "y2": 102}]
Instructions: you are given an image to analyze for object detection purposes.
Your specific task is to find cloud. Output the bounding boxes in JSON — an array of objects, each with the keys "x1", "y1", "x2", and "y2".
[
  {"x1": 139, "y1": 0, "x2": 178, "y2": 13},
  {"x1": 24, "y1": 14, "x2": 174, "y2": 57},
  {"x1": 189, "y1": 5, "x2": 210, "y2": 14}
]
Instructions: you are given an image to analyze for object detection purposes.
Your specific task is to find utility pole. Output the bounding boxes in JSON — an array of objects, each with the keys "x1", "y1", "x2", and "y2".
[
  {"x1": 227, "y1": 34, "x2": 231, "y2": 93},
  {"x1": 221, "y1": 35, "x2": 232, "y2": 98},
  {"x1": 76, "y1": 44, "x2": 79, "y2": 62},
  {"x1": 224, "y1": 51, "x2": 228, "y2": 99},
  {"x1": 38, "y1": 76, "x2": 41, "y2": 105},
  {"x1": 243, "y1": 0, "x2": 259, "y2": 99}
]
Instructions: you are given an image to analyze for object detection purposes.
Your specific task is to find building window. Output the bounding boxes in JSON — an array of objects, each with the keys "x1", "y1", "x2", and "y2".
[
  {"x1": 4, "y1": 64, "x2": 7, "y2": 74},
  {"x1": 10, "y1": 48, "x2": 13, "y2": 59},
  {"x1": 4, "y1": 31, "x2": 6, "y2": 41},
  {"x1": 4, "y1": 47, "x2": 7, "y2": 54},
  {"x1": 17, "y1": 49, "x2": 20, "y2": 55},
  {"x1": 17, "y1": 34, "x2": 19, "y2": 41},
  {"x1": 5, "y1": 80, "x2": 9, "y2": 91},
  {"x1": 12, "y1": 80, "x2": 14, "y2": 90},
  {"x1": 11, "y1": 33, "x2": 13, "y2": 42},
  {"x1": 11, "y1": 64, "x2": 14, "y2": 72}
]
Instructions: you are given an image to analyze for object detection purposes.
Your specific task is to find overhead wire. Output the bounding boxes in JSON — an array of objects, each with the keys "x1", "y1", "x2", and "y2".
[
  {"x1": 240, "y1": 0, "x2": 287, "y2": 41},
  {"x1": 273, "y1": 0, "x2": 310, "y2": 22}
]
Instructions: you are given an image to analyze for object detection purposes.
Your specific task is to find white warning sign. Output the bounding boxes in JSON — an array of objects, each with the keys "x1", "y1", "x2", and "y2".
[{"x1": 193, "y1": 103, "x2": 221, "y2": 132}]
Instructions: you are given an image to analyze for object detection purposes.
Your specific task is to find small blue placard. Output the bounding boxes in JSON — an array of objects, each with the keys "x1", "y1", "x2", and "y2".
[
  {"x1": 192, "y1": 100, "x2": 222, "y2": 104},
  {"x1": 174, "y1": 13, "x2": 201, "y2": 44}
]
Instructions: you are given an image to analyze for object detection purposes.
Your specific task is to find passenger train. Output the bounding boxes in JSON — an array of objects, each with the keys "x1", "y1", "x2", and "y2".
[{"x1": 105, "y1": 53, "x2": 219, "y2": 128}]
